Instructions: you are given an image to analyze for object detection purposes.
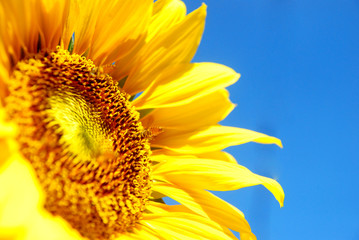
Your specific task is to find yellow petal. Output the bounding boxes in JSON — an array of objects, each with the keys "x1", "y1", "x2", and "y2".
[
  {"x1": 0, "y1": 0, "x2": 69, "y2": 56},
  {"x1": 63, "y1": 0, "x2": 152, "y2": 65},
  {"x1": 0, "y1": 157, "x2": 81, "y2": 240},
  {"x1": 112, "y1": 0, "x2": 186, "y2": 81},
  {"x1": 133, "y1": 63, "x2": 239, "y2": 109},
  {"x1": 0, "y1": 3, "x2": 19, "y2": 67},
  {"x1": 35, "y1": 0, "x2": 70, "y2": 49},
  {"x1": 153, "y1": 182, "x2": 256, "y2": 239},
  {"x1": 89, "y1": 0, "x2": 153, "y2": 65},
  {"x1": 152, "y1": 125, "x2": 282, "y2": 154},
  {"x1": 146, "y1": 202, "x2": 190, "y2": 214},
  {"x1": 0, "y1": 158, "x2": 40, "y2": 229},
  {"x1": 141, "y1": 89, "x2": 234, "y2": 130},
  {"x1": 153, "y1": 157, "x2": 284, "y2": 207},
  {"x1": 23, "y1": 211, "x2": 82, "y2": 240},
  {"x1": 62, "y1": 0, "x2": 101, "y2": 55},
  {"x1": 123, "y1": 4, "x2": 207, "y2": 95},
  {"x1": 142, "y1": 212, "x2": 235, "y2": 240},
  {"x1": 196, "y1": 151, "x2": 238, "y2": 164},
  {"x1": 151, "y1": 149, "x2": 237, "y2": 164},
  {"x1": 122, "y1": 226, "x2": 163, "y2": 240},
  {"x1": 147, "y1": 0, "x2": 187, "y2": 41},
  {"x1": 145, "y1": 202, "x2": 238, "y2": 239}
]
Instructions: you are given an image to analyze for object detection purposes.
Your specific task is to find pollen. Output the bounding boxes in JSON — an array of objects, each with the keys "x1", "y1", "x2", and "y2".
[{"x1": 5, "y1": 47, "x2": 152, "y2": 240}]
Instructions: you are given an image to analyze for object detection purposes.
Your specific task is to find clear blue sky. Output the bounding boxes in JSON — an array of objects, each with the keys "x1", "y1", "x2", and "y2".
[{"x1": 183, "y1": 1, "x2": 359, "y2": 239}]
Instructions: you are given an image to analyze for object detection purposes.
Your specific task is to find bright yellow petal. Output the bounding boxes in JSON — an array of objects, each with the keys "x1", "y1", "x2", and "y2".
[
  {"x1": 0, "y1": 0, "x2": 38, "y2": 61},
  {"x1": 147, "y1": 0, "x2": 187, "y2": 41},
  {"x1": 133, "y1": 63, "x2": 239, "y2": 109},
  {"x1": 153, "y1": 182, "x2": 256, "y2": 239},
  {"x1": 23, "y1": 212, "x2": 82, "y2": 240},
  {"x1": 146, "y1": 202, "x2": 190, "y2": 215},
  {"x1": 0, "y1": 0, "x2": 69, "y2": 58},
  {"x1": 0, "y1": 157, "x2": 81, "y2": 240},
  {"x1": 110, "y1": 0, "x2": 186, "y2": 83},
  {"x1": 142, "y1": 212, "x2": 235, "y2": 240},
  {"x1": 35, "y1": 0, "x2": 70, "y2": 49},
  {"x1": 141, "y1": 89, "x2": 234, "y2": 130},
  {"x1": 151, "y1": 149, "x2": 237, "y2": 164},
  {"x1": 153, "y1": 157, "x2": 284, "y2": 207},
  {"x1": 152, "y1": 125, "x2": 282, "y2": 154},
  {"x1": 63, "y1": 0, "x2": 152, "y2": 65},
  {"x1": 62, "y1": 0, "x2": 101, "y2": 55},
  {"x1": 89, "y1": 0, "x2": 153, "y2": 65},
  {"x1": 123, "y1": 4, "x2": 207, "y2": 95},
  {"x1": 145, "y1": 202, "x2": 239, "y2": 239},
  {"x1": 122, "y1": 226, "x2": 164, "y2": 240},
  {"x1": 196, "y1": 151, "x2": 238, "y2": 164},
  {"x1": 0, "y1": 158, "x2": 40, "y2": 230}
]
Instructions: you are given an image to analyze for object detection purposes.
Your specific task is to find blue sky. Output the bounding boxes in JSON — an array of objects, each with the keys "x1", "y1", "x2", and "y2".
[{"x1": 183, "y1": 1, "x2": 359, "y2": 239}]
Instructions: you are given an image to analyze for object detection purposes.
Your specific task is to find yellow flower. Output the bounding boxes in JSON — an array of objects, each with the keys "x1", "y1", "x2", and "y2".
[{"x1": 0, "y1": 0, "x2": 284, "y2": 239}]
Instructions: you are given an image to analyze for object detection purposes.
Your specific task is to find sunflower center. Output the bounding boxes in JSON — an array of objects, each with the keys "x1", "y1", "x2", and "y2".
[{"x1": 5, "y1": 47, "x2": 152, "y2": 240}]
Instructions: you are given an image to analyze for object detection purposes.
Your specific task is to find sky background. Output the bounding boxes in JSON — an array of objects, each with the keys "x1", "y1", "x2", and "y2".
[{"x1": 182, "y1": 1, "x2": 359, "y2": 240}]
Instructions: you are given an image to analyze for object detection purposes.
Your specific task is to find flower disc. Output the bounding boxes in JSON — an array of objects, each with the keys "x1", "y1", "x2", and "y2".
[{"x1": 5, "y1": 47, "x2": 152, "y2": 240}]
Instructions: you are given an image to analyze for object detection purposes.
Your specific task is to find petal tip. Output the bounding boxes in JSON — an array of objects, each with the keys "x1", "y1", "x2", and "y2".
[
  {"x1": 279, "y1": 192, "x2": 285, "y2": 208},
  {"x1": 200, "y1": 3, "x2": 208, "y2": 10},
  {"x1": 274, "y1": 180, "x2": 285, "y2": 207},
  {"x1": 276, "y1": 138, "x2": 283, "y2": 148}
]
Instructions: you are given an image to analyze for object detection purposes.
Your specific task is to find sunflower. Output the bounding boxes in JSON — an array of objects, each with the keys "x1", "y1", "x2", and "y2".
[{"x1": 0, "y1": 0, "x2": 284, "y2": 239}]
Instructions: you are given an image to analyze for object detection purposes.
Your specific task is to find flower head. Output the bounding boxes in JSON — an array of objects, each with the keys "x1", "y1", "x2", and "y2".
[{"x1": 0, "y1": 0, "x2": 284, "y2": 239}]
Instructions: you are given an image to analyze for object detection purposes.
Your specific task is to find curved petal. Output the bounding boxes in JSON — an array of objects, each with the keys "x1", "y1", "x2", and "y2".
[
  {"x1": 0, "y1": 0, "x2": 37, "y2": 57},
  {"x1": 141, "y1": 212, "x2": 235, "y2": 240},
  {"x1": 133, "y1": 63, "x2": 239, "y2": 109},
  {"x1": 0, "y1": 158, "x2": 39, "y2": 229},
  {"x1": 153, "y1": 157, "x2": 285, "y2": 207},
  {"x1": 63, "y1": 0, "x2": 152, "y2": 65},
  {"x1": 89, "y1": 0, "x2": 152, "y2": 65},
  {"x1": 141, "y1": 89, "x2": 234, "y2": 131},
  {"x1": 146, "y1": 202, "x2": 190, "y2": 214},
  {"x1": 196, "y1": 151, "x2": 238, "y2": 164},
  {"x1": 145, "y1": 202, "x2": 238, "y2": 239},
  {"x1": 153, "y1": 182, "x2": 256, "y2": 239},
  {"x1": 152, "y1": 125, "x2": 282, "y2": 154},
  {"x1": 35, "y1": 0, "x2": 70, "y2": 49},
  {"x1": 112, "y1": 0, "x2": 186, "y2": 81},
  {"x1": 148, "y1": 0, "x2": 187, "y2": 41},
  {"x1": 123, "y1": 4, "x2": 207, "y2": 95},
  {"x1": 24, "y1": 211, "x2": 83, "y2": 240},
  {"x1": 110, "y1": 0, "x2": 187, "y2": 83},
  {"x1": 122, "y1": 226, "x2": 164, "y2": 240},
  {"x1": 63, "y1": 0, "x2": 105, "y2": 55},
  {"x1": 151, "y1": 149, "x2": 237, "y2": 164},
  {"x1": 0, "y1": 158, "x2": 81, "y2": 240},
  {"x1": 0, "y1": 0, "x2": 69, "y2": 61}
]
